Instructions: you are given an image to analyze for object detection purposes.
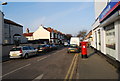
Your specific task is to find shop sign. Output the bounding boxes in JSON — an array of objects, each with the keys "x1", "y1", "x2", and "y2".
[{"x1": 99, "y1": 0, "x2": 120, "y2": 22}]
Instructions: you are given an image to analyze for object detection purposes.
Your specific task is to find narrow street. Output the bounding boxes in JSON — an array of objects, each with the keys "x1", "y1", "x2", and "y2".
[{"x1": 2, "y1": 47, "x2": 119, "y2": 81}]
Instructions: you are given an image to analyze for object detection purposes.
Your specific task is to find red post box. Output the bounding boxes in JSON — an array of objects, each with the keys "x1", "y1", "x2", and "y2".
[{"x1": 81, "y1": 42, "x2": 88, "y2": 58}]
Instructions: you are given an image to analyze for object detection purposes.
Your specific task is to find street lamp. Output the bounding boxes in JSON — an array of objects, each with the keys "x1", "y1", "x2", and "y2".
[
  {"x1": 0, "y1": 2, "x2": 7, "y2": 12},
  {"x1": 1, "y1": 2, "x2": 7, "y2": 5}
]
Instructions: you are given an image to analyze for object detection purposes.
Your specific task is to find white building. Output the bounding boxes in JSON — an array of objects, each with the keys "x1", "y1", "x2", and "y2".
[
  {"x1": 92, "y1": 0, "x2": 120, "y2": 63},
  {"x1": 33, "y1": 26, "x2": 50, "y2": 44}
]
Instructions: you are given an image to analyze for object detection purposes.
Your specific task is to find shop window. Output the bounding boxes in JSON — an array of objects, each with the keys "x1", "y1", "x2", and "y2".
[{"x1": 105, "y1": 23, "x2": 115, "y2": 50}]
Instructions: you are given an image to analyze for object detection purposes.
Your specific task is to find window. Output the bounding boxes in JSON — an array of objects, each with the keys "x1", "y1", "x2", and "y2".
[
  {"x1": 23, "y1": 47, "x2": 29, "y2": 50},
  {"x1": 10, "y1": 48, "x2": 21, "y2": 51},
  {"x1": 29, "y1": 46, "x2": 35, "y2": 50},
  {"x1": 105, "y1": 23, "x2": 115, "y2": 50}
]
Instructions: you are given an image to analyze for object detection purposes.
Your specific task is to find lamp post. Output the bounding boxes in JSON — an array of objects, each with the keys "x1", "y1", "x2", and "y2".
[
  {"x1": 1, "y1": 2, "x2": 7, "y2": 5},
  {"x1": 0, "y1": 2, "x2": 7, "y2": 80},
  {"x1": 0, "y1": 2, "x2": 7, "y2": 11}
]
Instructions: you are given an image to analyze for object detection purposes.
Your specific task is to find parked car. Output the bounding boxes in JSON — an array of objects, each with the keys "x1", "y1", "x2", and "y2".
[
  {"x1": 9, "y1": 46, "x2": 37, "y2": 59},
  {"x1": 64, "y1": 42, "x2": 68, "y2": 47},
  {"x1": 37, "y1": 44, "x2": 50, "y2": 53},
  {"x1": 67, "y1": 44, "x2": 80, "y2": 53},
  {"x1": 55, "y1": 44, "x2": 60, "y2": 48},
  {"x1": 49, "y1": 44, "x2": 57, "y2": 50}
]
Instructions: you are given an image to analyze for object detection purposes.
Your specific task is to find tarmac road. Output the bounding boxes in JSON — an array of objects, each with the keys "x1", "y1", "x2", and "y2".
[
  {"x1": 2, "y1": 47, "x2": 119, "y2": 81},
  {"x1": 2, "y1": 48, "x2": 79, "y2": 80}
]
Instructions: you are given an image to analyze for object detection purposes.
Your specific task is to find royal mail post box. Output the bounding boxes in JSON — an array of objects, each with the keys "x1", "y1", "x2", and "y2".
[{"x1": 81, "y1": 42, "x2": 88, "y2": 58}]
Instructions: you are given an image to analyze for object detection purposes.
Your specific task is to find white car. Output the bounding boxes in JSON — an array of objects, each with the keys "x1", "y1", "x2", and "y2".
[{"x1": 9, "y1": 46, "x2": 37, "y2": 59}]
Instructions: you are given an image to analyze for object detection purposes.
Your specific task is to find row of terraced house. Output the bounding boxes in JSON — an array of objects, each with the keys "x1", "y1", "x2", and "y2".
[{"x1": 23, "y1": 25, "x2": 68, "y2": 44}]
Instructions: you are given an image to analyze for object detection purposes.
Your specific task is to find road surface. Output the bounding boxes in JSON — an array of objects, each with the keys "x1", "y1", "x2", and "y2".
[{"x1": 2, "y1": 47, "x2": 119, "y2": 81}]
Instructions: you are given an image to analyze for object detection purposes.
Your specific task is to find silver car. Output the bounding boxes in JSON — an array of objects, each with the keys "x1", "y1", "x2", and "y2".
[{"x1": 9, "y1": 46, "x2": 37, "y2": 59}]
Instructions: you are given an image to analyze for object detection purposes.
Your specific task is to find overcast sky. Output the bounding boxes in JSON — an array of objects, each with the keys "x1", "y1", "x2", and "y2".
[{"x1": 2, "y1": 2, "x2": 95, "y2": 35}]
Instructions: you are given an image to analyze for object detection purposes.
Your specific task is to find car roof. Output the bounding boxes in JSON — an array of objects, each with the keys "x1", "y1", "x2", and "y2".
[{"x1": 12, "y1": 46, "x2": 30, "y2": 48}]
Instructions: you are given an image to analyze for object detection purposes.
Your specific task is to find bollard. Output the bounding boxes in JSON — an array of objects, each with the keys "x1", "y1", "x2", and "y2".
[{"x1": 81, "y1": 42, "x2": 88, "y2": 58}]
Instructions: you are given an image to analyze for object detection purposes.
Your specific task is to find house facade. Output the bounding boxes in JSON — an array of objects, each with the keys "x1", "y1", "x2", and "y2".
[
  {"x1": 92, "y1": 0, "x2": 120, "y2": 63},
  {"x1": 33, "y1": 26, "x2": 50, "y2": 44},
  {"x1": 3, "y1": 19, "x2": 27, "y2": 44}
]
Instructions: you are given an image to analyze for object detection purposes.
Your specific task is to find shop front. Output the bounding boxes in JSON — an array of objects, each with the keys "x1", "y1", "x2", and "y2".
[
  {"x1": 98, "y1": 0, "x2": 120, "y2": 61},
  {"x1": 104, "y1": 23, "x2": 116, "y2": 58}
]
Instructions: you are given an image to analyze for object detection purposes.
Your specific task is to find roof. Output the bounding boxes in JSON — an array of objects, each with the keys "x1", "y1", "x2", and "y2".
[
  {"x1": 43, "y1": 26, "x2": 64, "y2": 34},
  {"x1": 53, "y1": 30, "x2": 58, "y2": 33},
  {"x1": 84, "y1": 30, "x2": 92, "y2": 40},
  {"x1": 46, "y1": 27, "x2": 53, "y2": 33},
  {"x1": 4, "y1": 19, "x2": 23, "y2": 27},
  {"x1": 23, "y1": 32, "x2": 34, "y2": 36}
]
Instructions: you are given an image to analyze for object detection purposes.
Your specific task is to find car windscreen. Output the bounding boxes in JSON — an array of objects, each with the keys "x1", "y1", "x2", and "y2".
[
  {"x1": 10, "y1": 48, "x2": 21, "y2": 51},
  {"x1": 38, "y1": 45, "x2": 46, "y2": 48},
  {"x1": 69, "y1": 45, "x2": 78, "y2": 48}
]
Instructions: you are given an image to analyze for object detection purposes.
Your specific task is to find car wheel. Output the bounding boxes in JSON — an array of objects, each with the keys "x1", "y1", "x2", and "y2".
[
  {"x1": 24, "y1": 54, "x2": 29, "y2": 59},
  {"x1": 36, "y1": 52, "x2": 39, "y2": 56}
]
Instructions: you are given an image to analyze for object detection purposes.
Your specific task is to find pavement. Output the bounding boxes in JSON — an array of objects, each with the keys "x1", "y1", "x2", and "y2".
[
  {"x1": 77, "y1": 47, "x2": 119, "y2": 80},
  {"x1": 1, "y1": 47, "x2": 120, "y2": 81}
]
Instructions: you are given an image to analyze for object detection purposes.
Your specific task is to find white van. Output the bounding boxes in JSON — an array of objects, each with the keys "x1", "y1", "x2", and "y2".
[{"x1": 70, "y1": 37, "x2": 80, "y2": 46}]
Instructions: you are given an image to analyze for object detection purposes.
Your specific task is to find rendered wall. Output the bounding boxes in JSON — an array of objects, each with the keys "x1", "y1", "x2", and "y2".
[{"x1": 33, "y1": 26, "x2": 50, "y2": 40}]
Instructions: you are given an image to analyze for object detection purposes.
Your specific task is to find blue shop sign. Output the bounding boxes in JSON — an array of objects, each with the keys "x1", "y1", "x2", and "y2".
[{"x1": 99, "y1": 0, "x2": 120, "y2": 22}]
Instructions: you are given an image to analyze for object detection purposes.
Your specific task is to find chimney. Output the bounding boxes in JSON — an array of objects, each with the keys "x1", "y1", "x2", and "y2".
[{"x1": 26, "y1": 28, "x2": 29, "y2": 33}]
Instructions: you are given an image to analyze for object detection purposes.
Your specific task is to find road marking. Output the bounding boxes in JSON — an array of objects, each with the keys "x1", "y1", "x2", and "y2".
[
  {"x1": 64, "y1": 54, "x2": 79, "y2": 81},
  {"x1": 37, "y1": 57, "x2": 47, "y2": 62},
  {"x1": 37, "y1": 55, "x2": 51, "y2": 62},
  {"x1": 69, "y1": 54, "x2": 78, "y2": 80},
  {"x1": 1, "y1": 63, "x2": 31, "y2": 78},
  {"x1": 32, "y1": 74, "x2": 44, "y2": 81},
  {"x1": 64, "y1": 54, "x2": 77, "y2": 81},
  {"x1": 37, "y1": 48, "x2": 65, "y2": 62}
]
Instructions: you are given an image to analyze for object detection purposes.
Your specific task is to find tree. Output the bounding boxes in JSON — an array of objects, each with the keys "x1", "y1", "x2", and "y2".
[
  {"x1": 65, "y1": 34, "x2": 72, "y2": 40},
  {"x1": 77, "y1": 30, "x2": 87, "y2": 41}
]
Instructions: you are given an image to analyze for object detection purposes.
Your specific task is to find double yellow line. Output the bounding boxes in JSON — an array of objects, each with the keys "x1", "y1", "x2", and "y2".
[{"x1": 64, "y1": 54, "x2": 79, "y2": 81}]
